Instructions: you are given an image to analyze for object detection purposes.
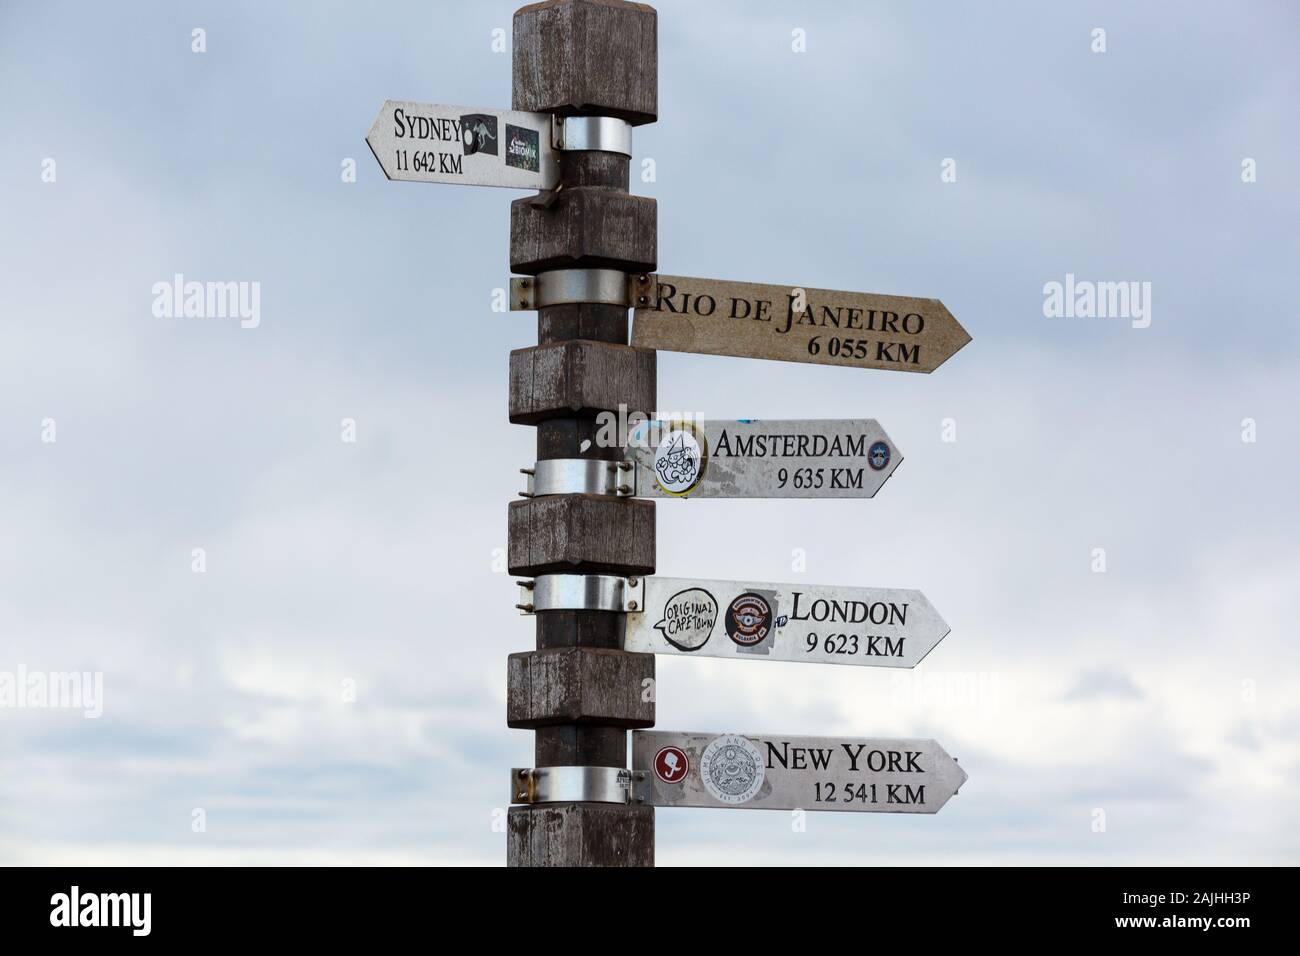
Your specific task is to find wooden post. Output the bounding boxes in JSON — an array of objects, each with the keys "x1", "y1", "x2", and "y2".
[{"x1": 505, "y1": 0, "x2": 659, "y2": 867}]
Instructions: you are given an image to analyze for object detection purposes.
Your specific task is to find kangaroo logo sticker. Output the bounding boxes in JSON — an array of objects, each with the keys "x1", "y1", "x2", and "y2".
[{"x1": 459, "y1": 114, "x2": 498, "y2": 156}]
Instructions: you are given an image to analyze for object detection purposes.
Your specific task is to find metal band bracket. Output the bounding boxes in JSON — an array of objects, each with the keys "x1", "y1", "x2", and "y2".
[
  {"x1": 551, "y1": 115, "x2": 633, "y2": 157},
  {"x1": 520, "y1": 459, "x2": 637, "y2": 497},
  {"x1": 510, "y1": 269, "x2": 635, "y2": 310},
  {"x1": 516, "y1": 574, "x2": 645, "y2": 615},
  {"x1": 511, "y1": 766, "x2": 644, "y2": 805}
]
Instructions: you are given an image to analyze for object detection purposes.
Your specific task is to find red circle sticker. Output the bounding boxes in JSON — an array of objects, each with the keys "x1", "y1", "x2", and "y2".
[{"x1": 654, "y1": 746, "x2": 690, "y2": 784}]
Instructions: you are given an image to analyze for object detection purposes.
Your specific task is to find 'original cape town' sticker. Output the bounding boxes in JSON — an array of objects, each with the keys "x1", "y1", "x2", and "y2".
[{"x1": 653, "y1": 588, "x2": 718, "y2": 652}]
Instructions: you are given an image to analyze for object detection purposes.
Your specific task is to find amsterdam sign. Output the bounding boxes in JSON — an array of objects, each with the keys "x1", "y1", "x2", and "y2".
[{"x1": 624, "y1": 418, "x2": 901, "y2": 498}]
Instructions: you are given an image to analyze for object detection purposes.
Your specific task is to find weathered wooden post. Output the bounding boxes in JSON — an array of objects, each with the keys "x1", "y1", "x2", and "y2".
[
  {"x1": 504, "y1": 0, "x2": 659, "y2": 867},
  {"x1": 364, "y1": 1, "x2": 970, "y2": 866}
]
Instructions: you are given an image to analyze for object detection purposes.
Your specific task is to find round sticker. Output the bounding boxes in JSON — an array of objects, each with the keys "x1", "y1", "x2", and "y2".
[
  {"x1": 653, "y1": 746, "x2": 690, "y2": 784},
  {"x1": 700, "y1": 735, "x2": 765, "y2": 804},
  {"x1": 725, "y1": 592, "x2": 773, "y2": 646},
  {"x1": 653, "y1": 587, "x2": 718, "y2": 652},
  {"x1": 652, "y1": 424, "x2": 707, "y2": 496},
  {"x1": 868, "y1": 440, "x2": 891, "y2": 471}
]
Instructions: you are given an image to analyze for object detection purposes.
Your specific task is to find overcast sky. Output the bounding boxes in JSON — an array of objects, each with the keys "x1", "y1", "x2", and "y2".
[{"x1": 1, "y1": 0, "x2": 1297, "y2": 865}]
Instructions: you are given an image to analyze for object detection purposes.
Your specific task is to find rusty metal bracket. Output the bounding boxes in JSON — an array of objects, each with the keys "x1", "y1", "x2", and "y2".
[{"x1": 630, "y1": 272, "x2": 657, "y2": 310}]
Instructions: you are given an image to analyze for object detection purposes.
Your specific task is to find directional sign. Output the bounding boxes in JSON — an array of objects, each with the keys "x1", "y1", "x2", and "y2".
[
  {"x1": 366, "y1": 100, "x2": 557, "y2": 190},
  {"x1": 624, "y1": 418, "x2": 901, "y2": 498},
  {"x1": 623, "y1": 576, "x2": 948, "y2": 668},
  {"x1": 633, "y1": 731, "x2": 967, "y2": 813},
  {"x1": 631, "y1": 274, "x2": 970, "y2": 373}
]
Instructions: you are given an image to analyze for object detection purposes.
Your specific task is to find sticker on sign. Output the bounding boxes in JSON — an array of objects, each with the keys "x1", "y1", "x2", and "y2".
[
  {"x1": 624, "y1": 418, "x2": 901, "y2": 498},
  {"x1": 633, "y1": 731, "x2": 968, "y2": 813},
  {"x1": 624, "y1": 576, "x2": 949, "y2": 668},
  {"x1": 366, "y1": 100, "x2": 558, "y2": 190}
]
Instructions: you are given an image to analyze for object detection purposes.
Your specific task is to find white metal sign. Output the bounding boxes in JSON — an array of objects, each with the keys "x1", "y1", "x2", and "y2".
[
  {"x1": 366, "y1": 100, "x2": 558, "y2": 190},
  {"x1": 623, "y1": 576, "x2": 948, "y2": 668},
  {"x1": 633, "y1": 731, "x2": 967, "y2": 813},
  {"x1": 625, "y1": 418, "x2": 900, "y2": 498}
]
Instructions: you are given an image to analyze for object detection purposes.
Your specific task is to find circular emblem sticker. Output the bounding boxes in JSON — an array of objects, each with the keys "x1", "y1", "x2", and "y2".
[
  {"x1": 653, "y1": 746, "x2": 690, "y2": 784},
  {"x1": 725, "y1": 592, "x2": 773, "y2": 647},
  {"x1": 652, "y1": 423, "x2": 707, "y2": 496},
  {"x1": 868, "y1": 440, "x2": 891, "y2": 471},
  {"x1": 700, "y1": 735, "x2": 765, "y2": 804}
]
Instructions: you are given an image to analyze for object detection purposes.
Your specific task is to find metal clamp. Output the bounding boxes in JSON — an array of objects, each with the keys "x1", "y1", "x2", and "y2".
[
  {"x1": 510, "y1": 269, "x2": 634, "y2": 310},
  {"x1": 630, "y1": 272, "x2": 658, "y2": 309},
  {"x1": 511, "y1": 766, "x2": 642, "y2": 805},
  {"x1": 516, "y1": 574, "x2": 645, "y2": 615},
  {"x1": 520, "y1": 459, "x2": 637, "y2": 498},
  {"x1": 552, "y1": 115, "x2": 633, "y2": 157}
]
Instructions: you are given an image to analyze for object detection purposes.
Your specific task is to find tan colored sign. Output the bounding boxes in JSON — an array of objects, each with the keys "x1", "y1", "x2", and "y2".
[{"x1": 631, "y1": 274, "x2": 970, "y2": 373}]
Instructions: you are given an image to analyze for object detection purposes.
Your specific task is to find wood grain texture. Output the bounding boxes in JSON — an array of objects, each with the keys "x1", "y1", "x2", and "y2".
[
  {"x1": 558, "y1": 149, "x2": 628, "y2": 187},
  {"x1": 513, "y1": 0, "x2": 658, "y2": 125},
  {"x1": 510, "y1": 187, "x2": 657, "y2": 274},
  {"x1": 535, "y1": 725, "x2": 627, "y2": 766},
  {"x1": 509, "y1": 340, "x2": 656, "y2": 425},
  {"x1": 631, "y1": 274, "x2": 972, "y2": 374},
  {"x1": 508, "y1": 647, "x2": 655, "y2": 727},
  {"x1": 508, "y1": 494, "x2": 655, "y2": 575},
  {"x1": 508, "y1": 803, "x2": 655, "y2": 867},
  {"x1": 508, "y1": 0, "x2": 658, "y2": 869},
  {"x1": 538, "y1": 302, "x2": 627, "y2": 346}
]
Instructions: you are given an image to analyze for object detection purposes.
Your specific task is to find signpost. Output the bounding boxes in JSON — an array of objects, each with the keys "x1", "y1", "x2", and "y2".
[
  {"x1": 624, "y1": 418, "x2": 901, "y2": 498},
  {"x1": 366, "y1": 100, "x2": 558, "y2": 190},
  {"x1": 368, "y1": 0, "x2": 971, "y2": 867},
  {"x1": 623, "y1": 576, "x2": 948, "y2": 668},
  {"x1": 633, "y1": 731, "x2": 967, "y2": 814},
  {"x1": 631, "y1": 273, "x2": 970, "y2": 373}
]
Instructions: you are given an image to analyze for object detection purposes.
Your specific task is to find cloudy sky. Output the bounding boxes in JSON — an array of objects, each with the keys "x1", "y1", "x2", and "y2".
[{"x1": 1, "y1": 0, "x2": 1297, "y2": 865}]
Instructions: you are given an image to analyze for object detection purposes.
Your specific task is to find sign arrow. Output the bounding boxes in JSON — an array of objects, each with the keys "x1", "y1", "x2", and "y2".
[
  {"x1": 623, "y1": 576, "x2": 949, "y2": 668},
  {"x1": 633, "y1": 731, "x2": 967, "y2": 813},
  {"x1": 366, "y1": 100, "x2": 558, "y2": 190},
  {"x1": 631, "y1": 273, "x2": 970, "y2": 373},
  {"x1": 624, "y1": 418, "x2": 901, "y2": 498}
]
